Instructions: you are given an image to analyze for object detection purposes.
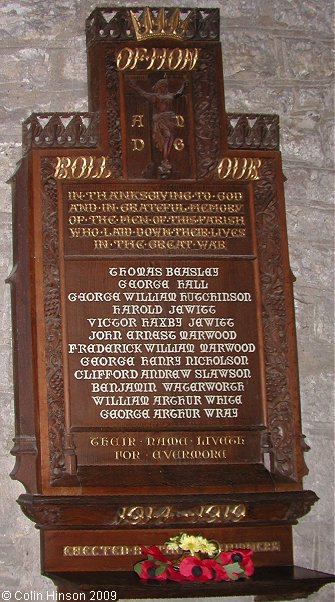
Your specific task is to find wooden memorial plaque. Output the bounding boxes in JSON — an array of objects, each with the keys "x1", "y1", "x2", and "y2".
[{"x1": 8, "y1": 6, "x2": 334, "y2": 599}]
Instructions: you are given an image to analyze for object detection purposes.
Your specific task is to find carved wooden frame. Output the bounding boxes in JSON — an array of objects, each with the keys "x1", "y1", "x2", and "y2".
[{"x1": 40, "y1": 154, "x2": 301, "y2": 485}]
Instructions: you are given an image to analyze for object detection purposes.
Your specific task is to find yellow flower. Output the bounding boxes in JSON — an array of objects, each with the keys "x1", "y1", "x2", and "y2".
[
  {"x1": 166, "y1": 540, "x2": 180, "y2": 552},
  {"x1": 179, "y1": 535, "x2": 202, "y2": 553},
  {"x1": 199, "y1": 540, "x2": 217, "y2": 556}
]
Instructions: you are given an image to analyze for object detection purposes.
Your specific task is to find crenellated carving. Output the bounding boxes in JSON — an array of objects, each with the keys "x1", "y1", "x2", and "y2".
[
  {"x1": 22, "y1": 113, "x2": 99, "y2": 154},
  {"x1": 227, "y1": 114, "x2": 279, "y2": 150},
  {"x1": 86, "y1": 7, "x2": 219, "y2": 47},
  {"x1": 86, "y1": 7, "x2": 133, "y2": 45},
  {"x1": 254, "y1": 160, "x2": 295, "y2": 480},
  {"x1": 193, "y1": 49, "x2": 221, "y2": 178}
]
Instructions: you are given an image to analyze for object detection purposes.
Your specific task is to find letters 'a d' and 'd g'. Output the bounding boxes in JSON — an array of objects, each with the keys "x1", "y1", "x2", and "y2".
[{"x1": 8, "y1": 5, "x2": 334, "y2": 599}]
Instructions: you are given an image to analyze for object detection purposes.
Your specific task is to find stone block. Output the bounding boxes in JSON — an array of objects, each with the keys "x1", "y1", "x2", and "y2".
[
  {"x1": 0, "y1": 1, "x2": 77, "y2": 43},
  {"x1": 284, "y1": 166, "x2": 334, "y2": 206},
  {"x1": 300, "y1": 371, "x2": 334, "y2": 425},
  {"x1": 220, "y1": 0, "x2": 334, "y2": 36},
  {"x1": 222, "y1": 29, "x2": 281, "y2": 80},
  {"x1": 225, "y1": 83, "x2": 332, "y2": 119},
  {"x1": 286, "y1": 204, "x2": 333, "y2": 245},
  {"x1": 0, "y1": 48, "x2": 51, "y2": 87},
  {"x1": 281, "y1": 122, "x2": 325, "y2": 166},
  {"x1": 308, "y1": 586, "x2": 335, "y2": 602},
  {"x1": 293, "y1": 285, "x2": 320, "y2": 340},
  {"x1": 289, "y1": 241, "x2": 333, "y2": 290},
  {"x1": 272, "y1": 0, "x2": 334, "y2": 36},
  {"x1": 282, "y1": 38, "x2": 333, "y2": 81},
  {"x1": 297, "y1": 338, "x2": 333, "y2": 377}
]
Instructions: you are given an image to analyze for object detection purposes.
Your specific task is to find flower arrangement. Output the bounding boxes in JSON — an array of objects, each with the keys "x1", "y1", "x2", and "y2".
[{"x1": 133, "y1": 533, "x2": 254, "y2": 583}]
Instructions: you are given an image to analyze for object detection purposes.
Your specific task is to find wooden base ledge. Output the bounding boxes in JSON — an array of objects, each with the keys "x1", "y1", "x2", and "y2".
[{"x1": 47, "y1": 566, "x2": 335, "y2": 601}]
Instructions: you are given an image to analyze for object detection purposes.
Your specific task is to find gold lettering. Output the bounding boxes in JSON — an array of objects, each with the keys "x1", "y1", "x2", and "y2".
[
  {"x1": 132, "y1": 47, "x2": 148, "y2": 70},
  {"x1": 117, "y1": 47, "x2": 134, "y2": 71},
  {"x1": 156, "y1": 48, "x2": 167, "y2": 71},
  {"x1": 54, "y1": 156, "x2": 71, "y2": 179},
  {"x1": 91, "y1": 156, "x2": 111, "y2": 179},
  {"x1": 247, "y1": 157, "x2": 262, "y2": 180},
  {"x1": 154, "y1": 506, "x2": 171, "y2": 521},
  {"x1": 232, "y1": 157, "x2": 248, "y2": 179},
  {"x1": 71, "y1": 156, "x2": 87, "y2": 179},
  {"x1": 116, "y1": 47, "x2": 199, "y2": 71},
  {"x1": 94, "y1": 240, "x2": 109, "y2": 250},
  {"x1": 127, "y1": 506, "x2": 145, "y2": 524},
  {"x1": 146, "y1": 47, "x2": 157, "y2": 70},
  {"x1": 217, "y1": 157, "x2": 261, "y2": 180},
  {"x1": 131, "y1": 114, "x2": 144, "y2": 128},
  {"x1": 131, "y1": 138, "x2": 145, "y2": 151},
  {"x1": 173, "y1": 138, "x2": 184, "y2": 151},
  {"x1": 188, "y1": 47, "x2": 199, "y2": 70},
  {"x1": 63, "y1": 540, "x2": 281, "y2": 557},
  {"x1": 176, "y1": 115, "x2": 185, "y2": 127},
  {"x1": 54, "y1": 156, "x2": 111, "y2": 179},
  {"x1": 168, "y1": 48, "x2": 183, "y2": 70},
  {"x1": 217, "y1": 157, "x2": 232, "y2": 179}
]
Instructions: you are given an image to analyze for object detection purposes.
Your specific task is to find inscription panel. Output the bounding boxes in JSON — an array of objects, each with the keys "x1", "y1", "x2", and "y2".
[
  {"x1": 65, "y1": 259, "x2": 264, "y2": 430},
  {"x1": 42, "y1": 525, "x2": 293, "y2": 571},
  {"x1": 63, "y1": 182, "x2": 252, "y2": 255},
  {"x1": 75, "y1": 430, "x2": 261, "y2": 466},
  {"x1": 57, "y1": 181, "x2": 267, "y2": 468}
]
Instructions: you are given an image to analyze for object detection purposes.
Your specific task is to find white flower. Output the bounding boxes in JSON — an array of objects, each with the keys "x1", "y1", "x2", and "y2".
[
  {"x1": 166, "y1": 540, "x2": 180, "y2": 552},
  {"x1": 199, "y1": 540, "x2": 218, "y2": 557},
  {"x1": 179, "y1": 535, "x2": 202, "y2": 553}
]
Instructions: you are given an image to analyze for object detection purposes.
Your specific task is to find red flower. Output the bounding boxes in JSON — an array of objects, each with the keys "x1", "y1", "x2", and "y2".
[
  {"x1": 135, "y1": 559, "x2": 169, "y2": 581},
  {"x1": 179, "y1": 556, "x2": 213, "y2": 581},
  {"x1": 218, "y1": 548, "x2": 254, "y2": 577},
  {"x1": 141, "y1": 545, "x2": 168, "y2": 563},
  {"x1": 201, "y1": 558, "x2": 230, "y2": 581},
  {"x1": 166, "y1": 565, "x2": 184, "y2": 582},
  {"x1": 135, "y1": 546, "x2": 183, "y2": 582}
]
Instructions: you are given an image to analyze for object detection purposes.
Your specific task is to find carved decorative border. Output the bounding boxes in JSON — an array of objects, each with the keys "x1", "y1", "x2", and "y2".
[
  {"x1": 22, "y1": 111, "x2": 279, "y2": 155},
  {"x1": 86, "y1": 8, "x2": 220, "y2": 46},
  {"x1": 23, "y1": 113, "x2": 99, "y2": 154},
  {"x1": 18, "y1": 491, "x2": 318, "y2": 529},
  {"x1": 105, "y1": 52, "x2": 123, "y2": 178},
  {"x1": 40, "y1": 155, "x2": 297, "y2": 484},
  {"x1": 40, "y1": 158, "x2": 67, "y2": 483},
  {"x1": 254, "y1": 159, "x2": 295, "y2": 479},
  {"x1": 193, "y1": 48, "x2": 221, "y2": 178},
  {"x1": 227, "y1": 114, "x2": 279, "y2": 150}
]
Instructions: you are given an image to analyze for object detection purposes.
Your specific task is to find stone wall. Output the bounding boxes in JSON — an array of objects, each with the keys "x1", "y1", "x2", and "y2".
[{"x1": 0, "y1": 1, "x2": 333, "y2": 601}]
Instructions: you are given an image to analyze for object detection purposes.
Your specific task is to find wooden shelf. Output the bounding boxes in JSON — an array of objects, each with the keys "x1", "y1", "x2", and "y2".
[{"x1": 47, "y1": 566, "x2": 334, "y2": 600}]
